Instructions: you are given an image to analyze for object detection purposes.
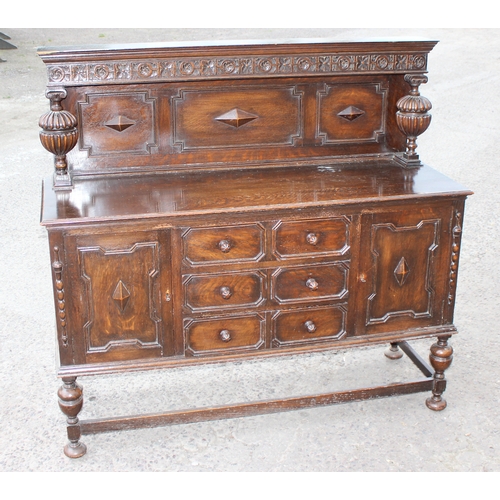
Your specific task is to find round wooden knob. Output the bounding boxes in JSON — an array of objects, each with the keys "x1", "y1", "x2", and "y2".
[
  {"x1": 304, "y1": 320, "x2": 316, "y2": 333},
  {"x1": 219, "y1": 329, "x2": 231, "y2": 342},
  {"x1": 218, "y1": 239, "x2": 231, "y2": 253},
  {"x1": 306, "y1": 278, "x2": 319, "y2": 291},
  {"x1": 220, "y1": 286, "x2": 232, "y2": 300},
  {"x1": 306, "y1": 232, "x2": 319, "y2": 245}
]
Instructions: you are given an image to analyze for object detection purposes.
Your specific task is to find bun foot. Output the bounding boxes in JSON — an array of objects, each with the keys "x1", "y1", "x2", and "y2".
[
  {"x1": 426, "y1": 395, "x2": 447, "y2": 411},
  {"x1": 385, "y1": 343, "x2": 403, "y2": 360},
  {"x1": 64, "y1": 440, "x2": 87, "y2": 459}
]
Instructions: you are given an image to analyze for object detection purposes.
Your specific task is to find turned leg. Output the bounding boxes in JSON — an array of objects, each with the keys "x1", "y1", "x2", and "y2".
[
  {"x1": 426, "y1": 336, "x2": 453, "y2": 411},
  {"x1": 385, "y1": 342, "x2": 403, "y2": 360},
  {"x1": 58, "y1": 377, "x2": 87, "y2": 458}
]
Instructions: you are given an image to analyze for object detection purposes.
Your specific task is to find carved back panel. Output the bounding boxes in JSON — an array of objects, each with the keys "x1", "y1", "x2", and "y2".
[{"x1": 38, "y1": 39, "x2": 438, "y2": 183}]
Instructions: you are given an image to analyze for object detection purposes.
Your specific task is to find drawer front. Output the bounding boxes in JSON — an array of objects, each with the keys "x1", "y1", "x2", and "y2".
[
  {"x1": 271, "y1": 262, "x2": 348, "y2": 304},
  {"x1": 172, "y1": 85, "x2": 302, "y2": 151},
  {"x1": 183, "y1": 224, "x2": 265, "y2": 265},
  {"x1": 273, "y1": 218, "x2": 350, "y2": 258},
  {"x1": 272, "y1": 305, "x2": 347, "y2": 347},
  {"x1": 185, "y1": 314, "x2": 265, "y2": 356},
  {"x1": 184, "y1": 271, "x2": 265, "y2": 312}
]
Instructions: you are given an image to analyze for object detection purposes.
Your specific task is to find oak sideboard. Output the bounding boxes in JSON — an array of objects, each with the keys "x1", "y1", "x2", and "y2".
[{"x1": 38, "y1": 38, "x2": 472, "y2": 458}]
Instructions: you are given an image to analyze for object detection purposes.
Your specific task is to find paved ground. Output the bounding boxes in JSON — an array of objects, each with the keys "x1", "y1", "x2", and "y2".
[{"x1": 0, "y1": 28, "x2": 499, "y2": 473}]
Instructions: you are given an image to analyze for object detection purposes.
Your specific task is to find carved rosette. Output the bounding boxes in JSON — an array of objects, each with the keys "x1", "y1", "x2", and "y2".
[
  {"x1": 395, "y1": 74, "x2": 432, "y2": 167},
  {"x1": 39, "y1": 89, "x2": 78, "y2": 190}
]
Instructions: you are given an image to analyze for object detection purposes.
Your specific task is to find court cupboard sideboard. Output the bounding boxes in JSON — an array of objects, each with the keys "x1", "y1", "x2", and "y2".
[{"x1": 38, "y1": 38, "x2": 472, "y2": 458}]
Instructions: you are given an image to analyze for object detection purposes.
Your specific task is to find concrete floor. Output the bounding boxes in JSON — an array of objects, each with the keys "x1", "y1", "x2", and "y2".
[{"x1": 0, "y1": 28, "x2": 499, "y2": 473}]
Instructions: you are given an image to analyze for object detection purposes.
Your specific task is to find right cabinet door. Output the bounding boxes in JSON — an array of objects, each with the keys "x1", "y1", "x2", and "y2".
[{"x1": 357, "y1": 202, "x2": 458, "y2": 336}]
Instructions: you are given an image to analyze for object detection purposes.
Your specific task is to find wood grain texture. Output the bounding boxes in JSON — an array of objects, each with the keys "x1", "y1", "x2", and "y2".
[{"x1": 79, "y1": 378, "x2": 433, "y2": 434}]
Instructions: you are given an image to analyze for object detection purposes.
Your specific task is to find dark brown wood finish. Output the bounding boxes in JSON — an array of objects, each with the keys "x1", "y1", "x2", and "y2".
[{"x1": 38, "y1": 38, "x2": 471, "y2": 458}]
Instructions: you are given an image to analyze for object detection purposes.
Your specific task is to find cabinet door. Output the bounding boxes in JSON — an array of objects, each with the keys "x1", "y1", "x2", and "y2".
[
  {"x1": 357, "y1": 204, "x2": 454, "y2": 335},
  {"x1": 64, "y1": 230, "x2": 172, "y2": 364}
]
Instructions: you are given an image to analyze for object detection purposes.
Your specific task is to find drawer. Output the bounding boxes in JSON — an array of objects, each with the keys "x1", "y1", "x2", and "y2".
[
  {"x1": 272, "y1": 218, "x2": 350, "y2": 258},
  {"x1": 184, "y1": 271, "x2": 265, "y2": 312},
  {"x1": 272, "y1": 305, "x2": 347, "y2": 347},
  {"x1": 185, "y1": 314, "x2": 265, "y2": 356},
  {"x1": 182, "y1": 224, "x2": 265, "y2": 265},
  {"x1": 271, "y1": 262, "x2": 348, "y2": 304}
]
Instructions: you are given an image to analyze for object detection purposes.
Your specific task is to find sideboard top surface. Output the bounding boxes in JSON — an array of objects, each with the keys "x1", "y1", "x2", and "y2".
[
  {"x1": 41, "y1": 161, "x2": 472, "y2": 226},
  {"x1": 38, "y1": 37, "x2": 439, "y2": 60}
]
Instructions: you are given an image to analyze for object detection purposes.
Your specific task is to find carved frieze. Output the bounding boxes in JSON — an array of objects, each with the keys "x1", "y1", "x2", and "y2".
[{"x1": 45, "y1": 52, "x2": 428, "y2": 86}]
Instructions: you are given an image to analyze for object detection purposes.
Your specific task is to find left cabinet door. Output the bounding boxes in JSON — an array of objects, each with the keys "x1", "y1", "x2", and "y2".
[{"x1": 60, "y1": 229, "x2": 173, "y2": 365}]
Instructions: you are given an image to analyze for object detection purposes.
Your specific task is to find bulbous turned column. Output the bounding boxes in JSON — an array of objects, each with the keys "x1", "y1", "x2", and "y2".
[
  {"x1": 39, "y1": 88, "x2": 78, "y2": 190},
  {"x1": 58, "y1": 377, "x2": 87, "y2": 458},
  {"x1": 395, "y1": 74, "x2": 432, "y2": 168},
  {"x1": 426, "y1": 336, "x2": 453, "y2": 411}
]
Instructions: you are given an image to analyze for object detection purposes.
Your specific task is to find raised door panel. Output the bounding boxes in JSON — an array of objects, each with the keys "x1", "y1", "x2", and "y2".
[
  {"x1": 64, "y1": 230, "x2": 172, "y2": 364},
  {"x1": 359, "y1": 205, "x2": 453, "y2": 335}
]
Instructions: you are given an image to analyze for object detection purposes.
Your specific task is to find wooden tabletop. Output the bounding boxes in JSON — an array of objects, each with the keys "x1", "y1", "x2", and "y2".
[{"x1": 41, "y1": 160, "x2": 472, "y2": 226}]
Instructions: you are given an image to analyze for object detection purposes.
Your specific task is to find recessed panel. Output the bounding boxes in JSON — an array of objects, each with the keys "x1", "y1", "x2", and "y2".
[
  {"x1": 79, "y1": 91, "x2": 157, "y2": 156},
  {"x1": 367, "y1": 219, "x2": 440, "y2": 326},
  {"x1": 172, "y1": 85, "x2": 302, "y2": 150},
  {"x1": 317, "y1": 81, "x2": 387, "y2": 144}
]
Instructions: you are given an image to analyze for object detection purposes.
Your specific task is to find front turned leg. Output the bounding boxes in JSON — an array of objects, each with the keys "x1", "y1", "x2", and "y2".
[
  {"x1": 58, "y1": 377, "x2": 87, "y2": 458},
  {"x1": 426, "y1": 336, "x2": 453, "y2": 411}
]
